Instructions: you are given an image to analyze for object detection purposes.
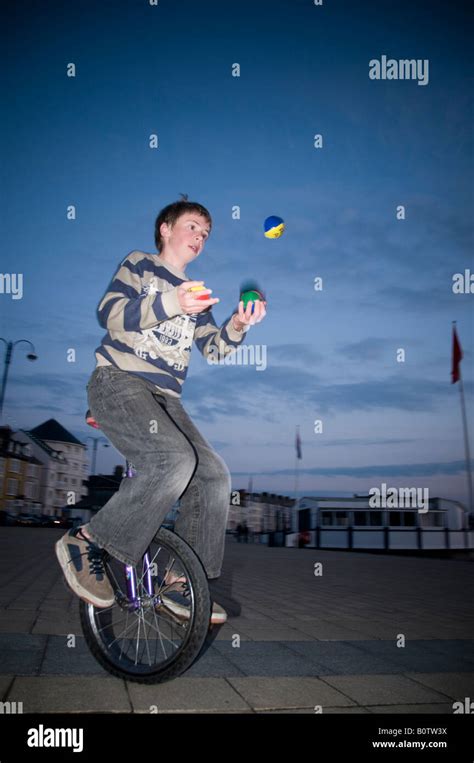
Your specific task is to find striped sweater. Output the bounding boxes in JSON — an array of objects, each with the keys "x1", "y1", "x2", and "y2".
[{"x1": 94, "y1": 250, "x2": 250, "y2": 397}]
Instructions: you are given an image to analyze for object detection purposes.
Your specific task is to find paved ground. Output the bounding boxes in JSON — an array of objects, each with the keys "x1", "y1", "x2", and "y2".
[{"x1": 0, "y1": 527, "x2": 473, "y2": 713}]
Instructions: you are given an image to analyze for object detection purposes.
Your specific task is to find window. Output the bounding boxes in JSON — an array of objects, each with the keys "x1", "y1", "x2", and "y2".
[
  {"x1": 9, "y1": 459, "x2": 20, "y2": 473},
  {"x1": 389, "y1": 511, "x2": 416, "y2": 527},
  {"x1": 27, "y1": 464, "x2": 37, "y2": 477},
  {"x1": 420, "y1": 511, "x2": 445, "y2": 528},
  {"x1": 354, "y1": 511, "x2": 367, "y2": 526},
  {"x1": 335, "y1": 511, "x2": 349, "y2": 527},
  {"x1": 369, "y1": 511, "x2": 383, "y2": 526},
  {"x1": 6, "y1": 479, "x2": 19, "y2": 495},
  {"x1": 24, "y1": 482, "x2": 37, "y2": 499}
]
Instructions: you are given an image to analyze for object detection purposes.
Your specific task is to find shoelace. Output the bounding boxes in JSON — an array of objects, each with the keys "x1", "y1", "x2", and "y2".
[
  {"x1": 85, "y1": 543, "x2": 106, "y2": 579},
  {"x1": 70, "y1": 530, "x2": 106, "y2": 580}
]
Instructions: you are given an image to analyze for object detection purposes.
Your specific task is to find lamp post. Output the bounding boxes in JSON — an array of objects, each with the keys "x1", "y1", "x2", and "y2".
[
  {"x1": 0, "y1": 339, "x2": 38, "y2": 420},
  {"x1": 85, "y1": 436, "x2": 109, "y2": 475}
]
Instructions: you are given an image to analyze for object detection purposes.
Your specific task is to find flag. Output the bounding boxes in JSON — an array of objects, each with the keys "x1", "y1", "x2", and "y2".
[
  {"x1": 452, "y1": 325, "x2": 463, "y2": 384},
  {"x1": 295, "y1": 428, "x2": 302, "y2": 459}
]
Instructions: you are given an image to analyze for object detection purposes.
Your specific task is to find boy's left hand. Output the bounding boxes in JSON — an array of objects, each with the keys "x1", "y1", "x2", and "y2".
[{"x1": 232, "y1": 299, "x2": 267, "y2": 331}]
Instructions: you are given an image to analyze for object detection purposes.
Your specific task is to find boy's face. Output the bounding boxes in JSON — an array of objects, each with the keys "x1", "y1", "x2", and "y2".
[{"x1": 160, "y1": 213, "x2": 211, "y2": 264}]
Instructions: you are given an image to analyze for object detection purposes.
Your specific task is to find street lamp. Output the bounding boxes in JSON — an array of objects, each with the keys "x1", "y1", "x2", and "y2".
[
  {"x1": 85, "y1": 436, "x2": 109, "y2": 475},
  {"x1": 0, "y1": 339, "x2": 38, "y2": 420}
]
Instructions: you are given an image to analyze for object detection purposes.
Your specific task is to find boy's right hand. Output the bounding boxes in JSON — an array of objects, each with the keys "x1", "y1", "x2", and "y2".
[{"x1": 177, "y1": 281, "x2": 219, "y2": 314}]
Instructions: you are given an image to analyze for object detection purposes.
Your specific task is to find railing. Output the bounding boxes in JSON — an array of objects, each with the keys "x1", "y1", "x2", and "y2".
[{"x1": 283, "y1": 527, "x2": 474, "y2": 551}]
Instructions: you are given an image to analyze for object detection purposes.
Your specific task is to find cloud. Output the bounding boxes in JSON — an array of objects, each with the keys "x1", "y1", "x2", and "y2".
[
  {"x1": 232, "y1": 459, "x2": 474, "y2": 479},
  {"x1": 260, "y1": 437, "x2": 415, "y2": 448},
  {"x1": 270, "y1": 343, "x2": 323, "y2": 365},
  {"x1": 339, "y1": 338, "x2": 391, "y2": 361},
  {"x1": 185, "y1": 364, "x2": 464, "y2": 419}
]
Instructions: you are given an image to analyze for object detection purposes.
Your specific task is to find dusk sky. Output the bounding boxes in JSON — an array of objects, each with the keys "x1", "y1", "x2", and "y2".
[{"x1": 2, "y1": 0, "x2": 473, "y2": 507}]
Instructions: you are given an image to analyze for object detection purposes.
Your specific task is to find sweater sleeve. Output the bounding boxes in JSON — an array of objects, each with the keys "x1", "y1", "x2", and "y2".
[
  {"x1": 194, "y1": 309, "x2": 250, "y2": 359},
  {"x1": 97, "y1": 254, "x2": 183, "y2": 332}
]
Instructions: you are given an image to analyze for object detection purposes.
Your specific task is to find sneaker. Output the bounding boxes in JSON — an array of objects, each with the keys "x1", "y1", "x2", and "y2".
[
  {"x1": 158, "y1": 584, "x2": 191, "y2": 620},
  {"x1": 158, "y1": 584, "x2": 227, "y2": 625},
  {"x1": 209, "y1": 601, "x2": 227, "y2": 625},
  {"x1": 55, "y1": 526, "x2": 115, "y2": 608}
]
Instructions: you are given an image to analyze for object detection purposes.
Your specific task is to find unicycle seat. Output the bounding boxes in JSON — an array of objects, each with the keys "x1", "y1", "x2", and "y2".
[{"x1": 85, "y1": 409, "x2": 100, "y2": 429}]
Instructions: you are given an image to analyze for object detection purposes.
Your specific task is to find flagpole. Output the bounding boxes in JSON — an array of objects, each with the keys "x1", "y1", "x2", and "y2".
[
  {"x1": 294, "y1": 450, "x2": 299, "y2": 499},
  {"x1": 294, "y1": 425, "x2": 300, "y2": 502},
  {"x1": 453, "y1": 321, "x2": 473, "y2": 518}
]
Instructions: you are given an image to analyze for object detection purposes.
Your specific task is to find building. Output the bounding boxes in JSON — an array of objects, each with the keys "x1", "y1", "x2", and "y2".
[
  {"x1": 67, "y1": 466, "x2": 124, "y2": 525},
  {"x1": 288, "y1": 495, "x2": 474, "y2": 552},
  {"x1": 228, "y1": 490, "x2": 294, "y2": 537},
  {"x1": 0, "y1": 426, "x2": 42, "y2": 518},
  {"x1": 11, "y1": 419, "x2": 88, "y2": 516}
]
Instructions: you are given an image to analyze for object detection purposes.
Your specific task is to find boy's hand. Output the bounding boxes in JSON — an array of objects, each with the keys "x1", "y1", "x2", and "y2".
[
  {"x1": 232, "y1": 299, "x2": 267, "y2": 331},
  {"x1": 178, "y1": 281, "x2": 219, "y2": 314}
]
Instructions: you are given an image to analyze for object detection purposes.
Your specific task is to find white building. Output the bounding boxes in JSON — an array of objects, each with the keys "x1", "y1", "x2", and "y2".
[
  {"x1": 228, "y1": 490, "x2": 294, "y2": 535},
  {"x1": 288, "y1": 495, "x2": 473, "y2": 552},
  {"x1": 12, "y1": 419, "x2": 88, "y2": 516}
]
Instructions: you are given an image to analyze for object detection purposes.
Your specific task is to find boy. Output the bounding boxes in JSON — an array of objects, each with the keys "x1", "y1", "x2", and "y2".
[{"x1": 55, "y1": 195, "x2": 266, "y2": 624}]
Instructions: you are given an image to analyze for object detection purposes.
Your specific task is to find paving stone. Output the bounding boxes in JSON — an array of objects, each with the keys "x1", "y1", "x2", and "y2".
[
  {"x1": 0, "y1": 675, "x2": 14, "y2": 699},
  {"x1": 323, "y1": 674, "x2": 452, "y2": 706},
  {"x1": 6, "y1": 676, "x2": 131, "y2": 713},
  {"x1": 40, "y1": 636, "x2": 108, "y2": 676},
  {"x1": 31, "y1": 617, "x2": 82, "y2": 636},
  {"x1": 287, "y1": 640, "x2": 402, "y2": 674},
  {"x1": 227, "y1": 676, "x2": 357, "y2": 711},
  {"x1": 367, "y1": 703, "x2": 456, "y2": 714},
  {"x1": 405, "y1": 671, "x2": 474, "y2": 701},
  {"x1": 128, "y1": 677, "x2": 251, "y2": 713},
  {"x1": 353, "y1": 640, "x2": 474, "y2": 673},
  {"x1": 212, "y1": 641, "x2": 333, "y2": 676},
  {"x1": 0, "y1": 610, "x2": 37, "y2": 633}
]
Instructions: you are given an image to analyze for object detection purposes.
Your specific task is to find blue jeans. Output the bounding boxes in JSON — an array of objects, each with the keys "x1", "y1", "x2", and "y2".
[{"x1": 85, "y1": 365, "x2": 231, "y2": 578}]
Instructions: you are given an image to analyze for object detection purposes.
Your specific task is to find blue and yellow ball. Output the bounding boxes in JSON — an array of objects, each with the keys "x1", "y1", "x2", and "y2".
[{"x1": 264, "y1": 215, "x2": 285, "y2": 239}]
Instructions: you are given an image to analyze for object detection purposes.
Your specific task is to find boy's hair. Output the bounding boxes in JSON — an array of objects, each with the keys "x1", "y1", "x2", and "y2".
[{"x1": 154, "y1": 193, "x2": 212, "y2": 252}]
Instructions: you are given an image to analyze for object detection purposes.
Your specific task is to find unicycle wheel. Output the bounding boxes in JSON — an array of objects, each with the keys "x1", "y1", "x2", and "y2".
[{"x1": 79, "y1": 527, "x2": 211, "y2": 683}]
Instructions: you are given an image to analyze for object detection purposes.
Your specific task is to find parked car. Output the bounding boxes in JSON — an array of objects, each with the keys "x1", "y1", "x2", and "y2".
[
  {"x1": 0, "y1": 513, "x2": 18, "y2": 527},
  {"x1": 50, "y1": 517, "x2": 74, "y2": 529},
  {"x1": 37, "y1": 516, "x2": 58, "y2": 528},
  {"x1": 15, "y1": 514, "x2": 42, "y2": 527}
]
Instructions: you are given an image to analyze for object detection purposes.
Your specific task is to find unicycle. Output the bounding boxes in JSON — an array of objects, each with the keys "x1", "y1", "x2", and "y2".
[{"x1": 79, "y1": 410, "x2": 212, "y2": 684}]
